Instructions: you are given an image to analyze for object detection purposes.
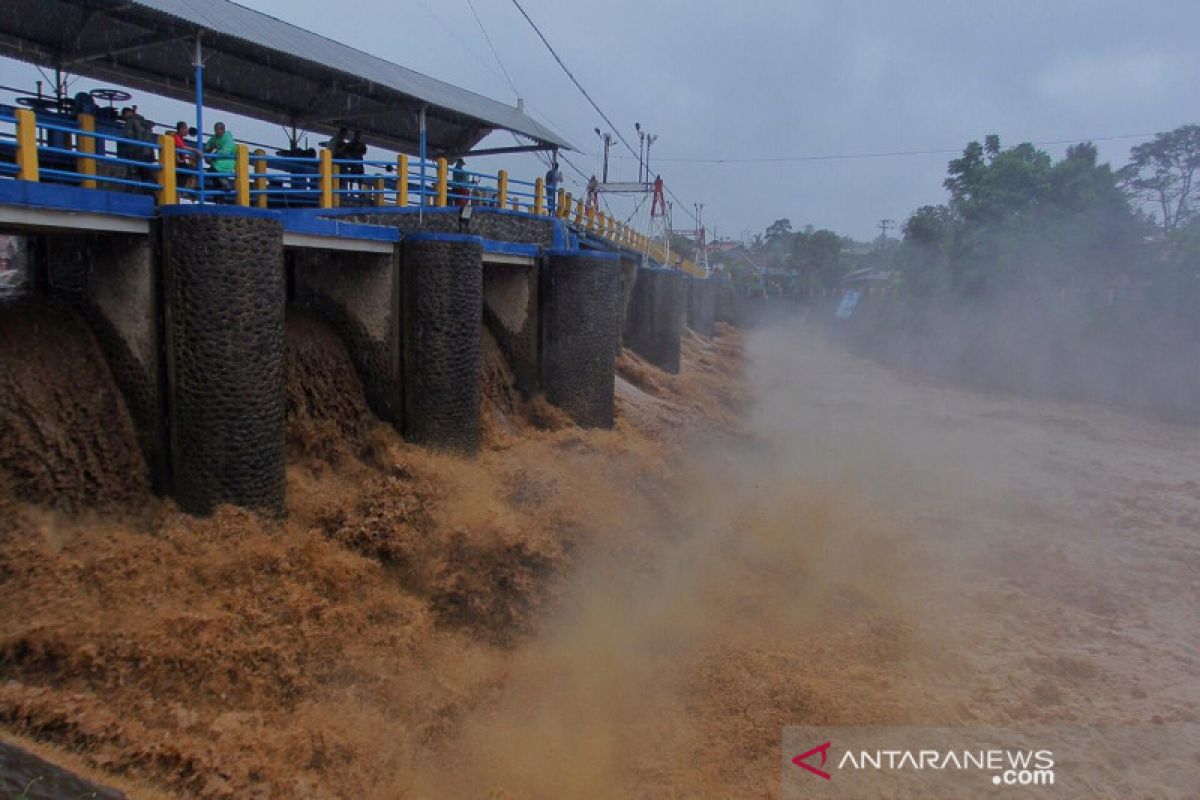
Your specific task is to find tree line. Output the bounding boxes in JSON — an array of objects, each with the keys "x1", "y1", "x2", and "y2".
[{"x1": 716, "y1": 123, "x2": 1200, "y2": 298}]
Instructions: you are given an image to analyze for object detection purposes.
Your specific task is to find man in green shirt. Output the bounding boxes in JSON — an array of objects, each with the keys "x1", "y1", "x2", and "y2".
[
  {"x1": 204, "y1": 122, "x2": 236, "y2": 177},
  {"x1": 452, "y1": 158, "x2": 469, "y2": 206}
]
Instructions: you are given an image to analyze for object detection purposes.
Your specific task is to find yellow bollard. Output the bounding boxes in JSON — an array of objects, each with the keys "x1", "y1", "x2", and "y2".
[
  {"x1": 497, "y1": 169, "x2": 508, "y2": 209},
  {"x1": 564, "y1": 192, "x2": 573, "y2": 221},
  {"x1": 397, "y1": 154, "x2": 408, "y2": 206},
  {"x1": 15, "y1": 108, "x2": 38, "y2": 182},
  {"x1": 375, "y1": 177, "x2": 386, "y2": 207},
  {"x1": 436, "y1": 157, "x2": 448, "y2": 207},
  {"x1": 586, "y1": 206, "x2": 595, "y2": 232},
  {"x1": 77, "y1": 113, "x2": 96, "y2": 189},
  {"x1": 254, "y1": 148, "x2": 267, "y2": 209},
  {"x1": 574, "y1": 199, "x2": 584, "y2": 225},
  {"x1": 556, "y1": 187, "x2": 566, "y2": 218},
  {"x1": 235, "y1": 144, "x2": 250, "y2": 207},
  {"x1": 158, "y1": 134, "x2": 177, "y2": 205},
  {"x1": 534, "y1": 177, "x2": 545, "y2": 215},
  {"x1": 319, "y1": 148, "x2": 333, "y2": 208},
  {"x1": 332, "y1": 163, "x2": 341, "y2": 208}
]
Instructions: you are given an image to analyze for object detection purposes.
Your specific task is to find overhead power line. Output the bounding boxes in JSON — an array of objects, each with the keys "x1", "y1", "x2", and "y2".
[
  {"x1": 508, "y1": 0, "x2": 640, "y2": 162},
  {"x1": 465, "y1": 0, "x2": 519, "y2": 99},
  {"x1": 616, "y1": 132, "x2": 1160, "y2": 165},
  {"x1": 507, "y1": 0, "x2": 702, "y2": 229}
]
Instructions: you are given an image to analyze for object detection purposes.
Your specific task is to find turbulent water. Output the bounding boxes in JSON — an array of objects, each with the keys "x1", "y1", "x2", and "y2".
[{"x1": 1, "y1": 310, "x2": 1198, "y2": 798}]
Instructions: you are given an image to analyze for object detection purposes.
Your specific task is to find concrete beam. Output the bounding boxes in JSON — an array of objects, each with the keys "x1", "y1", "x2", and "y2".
[
  {"x1": 282, "y1": 232, "x2": 394, "y2": 254},
  {"x1": 482, "y1": 252, "x2": 537, "y2": 267},
  {"x1": 0, "y1": 206, "x2": 150, "y2": 235}
]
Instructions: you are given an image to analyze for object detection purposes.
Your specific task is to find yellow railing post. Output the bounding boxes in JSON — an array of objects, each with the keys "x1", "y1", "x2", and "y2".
[
  {"x1": 374, "y1": 176, "x2": 386, "y2": 207},
  {"x1": 435, "y1": 157, "x2": 448, "y2": 206},
  {"x1": 511, "y1": 198, "x2": 520, "y2": 212},
  {"x1": 556, "y1": 188, "x2": 566, "y2": 218},
  {"x1": 15, "y1": 108, "x2": 38, "y2": 182},
  {"x1": 235, "y1": 143, "x2": 250, "y2": 207},
  {"x1": 319, "y1": 148, "x2": 333, "y2": 208},
  {"x1": 586, "y1": 206, "x2": 595, "y2": 232},
  {"x1": 158, "y1": 134, "x2": 177, "y2": 205},
  {"x1": 77, "y1": 113, "x2": 96, "y2": 189},
  {"x1": 563, "y1": 192, "x2": 572, "y2": 219},
  {"x1": 534, "y1": 177, "x2": 545, "y2": 215},
  {"x1": 574, "y1": 199, "x2": 584, "y2": 225},
  {"x1": 332, "y1": 163, "x2": 341, "y2": 208},
  {"x1": 497, "y1": 169, "x2": 508, "y2": 209},
  {"x1": 254, "y1": 148, "x2": 267, "y2": 208},
  {"x1": 397, "y1": 154, "x2": 408, "y2": 206}
]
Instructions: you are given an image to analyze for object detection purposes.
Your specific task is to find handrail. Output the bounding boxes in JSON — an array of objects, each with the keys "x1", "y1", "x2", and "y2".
[{"x1": 0, "y1": 106, "x2": 658, "y2": 246}]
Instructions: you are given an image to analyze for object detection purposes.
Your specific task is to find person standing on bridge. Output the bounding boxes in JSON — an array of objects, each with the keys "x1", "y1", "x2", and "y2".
[
  {"x1": 120, "y1": 106, "x2": 156, "y2": 191},
  {"x1": 172, "y1": 121, "x2": 199, "y2": 192},
  {"x1": 545, "y1": 157, "x2": 562, "y2": 216},
  {"x1": 585, "y1": 175, "x2": 599, "y2": 213},
  {"x1": 204, "y1": 122, "x2": 237, "y2": 196},
  {"x1": 344, "y1": 130, "x2": 367, "y2": 204},
  {"x1": 452, "y1": 158, "x2": 470, "y2": 206}
]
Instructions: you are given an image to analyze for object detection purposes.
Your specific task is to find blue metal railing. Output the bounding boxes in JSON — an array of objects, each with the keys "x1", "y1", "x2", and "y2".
[{"x1": 0, "y1": 101, "x2": 623, "y2": 238}]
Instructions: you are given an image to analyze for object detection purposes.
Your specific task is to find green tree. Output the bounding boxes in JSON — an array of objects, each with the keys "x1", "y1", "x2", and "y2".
[
  {"x1": 902, "y1": 204, "x2": 951, "y2": 245},
  {"x1": 1118, "y1": 124, "x2": 1200, "y2": 233},
  {"x1": 761, "y1": 218, "x2": 794, "y2": 269},
  {"x1": 764, "y1": 218, "x2": 793, "y2": 243},
  {"x1": 912, "y1": 135, "x2": 1139, "y2": 296},
  {"x1": 792, "y1": 228, "x2": 845, "y2": 289}
]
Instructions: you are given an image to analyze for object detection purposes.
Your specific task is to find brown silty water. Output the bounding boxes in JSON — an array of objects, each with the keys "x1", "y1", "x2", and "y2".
[{"x1": 1, "y1": 308, "x2": 1197, "y2": 798}]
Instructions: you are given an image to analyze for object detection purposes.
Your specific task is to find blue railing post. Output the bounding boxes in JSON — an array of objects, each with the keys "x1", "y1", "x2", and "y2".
[
  {"x1": 194, "y1": 35, "x2": 205, "y2": 205},
  {"x1": 419, "y1": 105, "x2": 427, "y2": 219}
]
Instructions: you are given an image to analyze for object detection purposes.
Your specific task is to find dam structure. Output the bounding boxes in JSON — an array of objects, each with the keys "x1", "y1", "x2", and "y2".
[{"x1": 0, "y1": 0, "x2": 726, "y2": 515}]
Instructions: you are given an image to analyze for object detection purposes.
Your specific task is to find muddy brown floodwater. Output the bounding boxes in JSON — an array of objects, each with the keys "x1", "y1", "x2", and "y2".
[{"x1": 1, "y1": 312, "x2": 1198, "y2": 798}]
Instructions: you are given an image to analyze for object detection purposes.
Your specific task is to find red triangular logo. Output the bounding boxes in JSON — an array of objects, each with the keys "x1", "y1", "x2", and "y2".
[{"x1": 792, "y1": 741, "x2": 833, "y2": 780}]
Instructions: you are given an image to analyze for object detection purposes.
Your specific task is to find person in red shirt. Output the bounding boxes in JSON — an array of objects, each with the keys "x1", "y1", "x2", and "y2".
[{"x1": 172, "y1": 121, "x2": 199, "y2": 192}]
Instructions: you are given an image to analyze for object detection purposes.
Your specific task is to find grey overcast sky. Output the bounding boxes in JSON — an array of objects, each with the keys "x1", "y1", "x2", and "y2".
[{"x1": 3, "y1": 0, "x2": 1199, "y2": 240}]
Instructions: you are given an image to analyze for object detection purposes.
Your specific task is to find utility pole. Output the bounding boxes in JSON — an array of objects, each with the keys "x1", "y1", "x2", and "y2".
[
  {"x1": 645, "y1": 132, "x2": 658, "y2": 180},
  {"x1": 593, "y1": 128, "x2": 613, "y2": 182},
  {"x1": 635, "y1": 122, "x2": 644, "y2": 182},
  {"x1": 878, "y1": 218, "x2": 894, "y2": 244}
]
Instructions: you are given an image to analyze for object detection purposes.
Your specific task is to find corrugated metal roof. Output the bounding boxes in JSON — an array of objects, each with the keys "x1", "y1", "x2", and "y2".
[{"x1": 0, "y1": 0, "x2": 572, "y2": 154}]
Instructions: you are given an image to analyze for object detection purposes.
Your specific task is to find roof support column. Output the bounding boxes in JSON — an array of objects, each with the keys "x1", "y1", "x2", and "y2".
[
  {"x1": 194, "y1": 34, "x2": 205, "y2": 205},
  {"x1": 418, "y1": 105, "x2": 427, "y2": 222}
]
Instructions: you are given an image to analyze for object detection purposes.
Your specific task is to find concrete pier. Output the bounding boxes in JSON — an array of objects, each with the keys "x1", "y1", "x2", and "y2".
[
  {"x1": 540, "y1": 251, "x2": 621, "y2": 428},
  {"x1": 400, "y1": 233, "x2": 483, "y2": 454},
  {"x1": 624, "y1": 266, "x2": 687, "y2": 373},
  {"x1": 160, "y1": 207, "x2": 286, "y2": 515},
  {"x1": 687, "y1": 276, "x2": 717, "y2": 337}
]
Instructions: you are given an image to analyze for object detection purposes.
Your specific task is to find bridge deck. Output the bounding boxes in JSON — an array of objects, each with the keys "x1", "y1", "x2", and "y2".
[{"x1": 0, "y1": 179, "x2": 569, "y2": 265}]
